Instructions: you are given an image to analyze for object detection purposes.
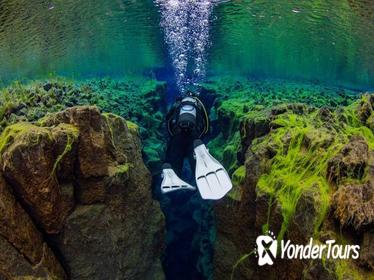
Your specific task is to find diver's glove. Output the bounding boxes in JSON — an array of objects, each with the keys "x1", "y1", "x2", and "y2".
[{"x1": 161, "y1": 163, "x2": 196, "y2": 194}]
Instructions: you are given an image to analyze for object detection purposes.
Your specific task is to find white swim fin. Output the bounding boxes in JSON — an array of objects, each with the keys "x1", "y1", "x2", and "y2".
[
  {"x1": 161, "y1": 164, "x2": 196, "y2": 194},
  {"x1": 194, "y1": 140, "x2": 233, "y2": 200}
]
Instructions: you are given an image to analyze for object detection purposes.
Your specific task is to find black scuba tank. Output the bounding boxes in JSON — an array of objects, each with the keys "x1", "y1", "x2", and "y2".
[{"x1": 177, "y1": 97, "x2": 198, "y2": 130}]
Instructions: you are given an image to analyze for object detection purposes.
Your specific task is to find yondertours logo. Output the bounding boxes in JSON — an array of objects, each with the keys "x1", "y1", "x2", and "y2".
[
  {"x1": 255, "y1": 231, "x2": 277, "y2": 266},
  {"x1": 254, "y1": 231, "x2": 360, "y2": 266}
]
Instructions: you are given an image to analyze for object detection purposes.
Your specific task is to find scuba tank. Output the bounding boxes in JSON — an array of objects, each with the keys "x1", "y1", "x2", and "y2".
[
  {"x1": 167, "y1": 91, "x2": 209, "y2": 137},
  {"x1": 178, "y1": 97, "x2": 198, "y2": 130}
]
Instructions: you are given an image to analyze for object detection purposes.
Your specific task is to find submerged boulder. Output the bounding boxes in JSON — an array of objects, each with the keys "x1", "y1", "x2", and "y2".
[
  {"x1": 0, "y1": 79, "x2": 168, "y2": 175},
  {"x1": 327, "y1": 136, "x2": 368, "y2": 185},
  {"x1": 332, "y1": 179, "x2": 374, "y2": 230},
  {"x1": 210, "y1": 93, "x2": 374, "y2": 279},
  {"x1": 359, "y1": 231, "x2": 374, "y2": 270},
  {"x1": 0, "y1": 175, "x2": 66, "y2": 279},
  {"x1": 1, "y1": 122, "x2": 78, "y2": 233},
  {"x1": 0, "y1": 106, "x2": 164, "y2": 280}
]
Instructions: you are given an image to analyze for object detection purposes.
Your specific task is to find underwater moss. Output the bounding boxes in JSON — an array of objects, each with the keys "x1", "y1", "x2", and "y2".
[
  {"x1": 207, "y1": 81, "x2": 372, "y2": 245},
  {"x1": 0, "y1": 122, "x2": 33, "y2": 153},
  {"x1": 126, "y1": 121, "x2": 139, "y2": 134},
  {"x1": 115, "y1": 163, "x2": 131, "y2": 175},
  {"x1": 50, "y1": 124, "x2": 80, "y2": 177},
  {"x1": 0, "y1": 78, "x2": 167, "y2": 173},
  {"x1": 201, "y1": 77, "x2": 360, "y2": 110},
  {"x1": 255, "y1": 97, "x2": 374, "y2": 240},
  {"x1": 232, "y1": 165, "x2": 245, "y2": 187},
  {"x1": 228, "y1": 165, "x2": 246, "y2": 201},
  {"x1": 205, "y1": 77, "x2": 360, "y2": 177}
]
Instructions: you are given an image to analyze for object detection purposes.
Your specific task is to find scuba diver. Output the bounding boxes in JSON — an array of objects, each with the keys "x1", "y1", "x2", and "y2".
[{"x1": 160, "y1": 91, "x2": 232, "y2": 200}]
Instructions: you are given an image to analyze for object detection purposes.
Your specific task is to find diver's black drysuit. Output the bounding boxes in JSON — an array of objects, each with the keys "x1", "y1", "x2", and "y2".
[
  {"x1": 161, "y1": 94, "x2": 213, "y2": 280},
  {"x1": 164, "y1": 94, "x2": 209, "y2": 176}
]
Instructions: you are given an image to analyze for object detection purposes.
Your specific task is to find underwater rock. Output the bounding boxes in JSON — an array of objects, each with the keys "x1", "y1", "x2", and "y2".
[
  {"x1": 239, "y1": 112, "x2": 271, "y2": 157},
  {"x1": 327, "y1": 136, "x2": 368, "y2": 185},
  {"x1": 332, "y1": 181, "x2": 374, "y2": 230},
  {"x1": 214, "y1": 138, "x2": 275, "y2": 280},
  {"x1": 357, "y1": 95, "x2": 374, "y2": 123},
  {"x1": 288, "y1": 183, "x2": 322, "y2": 244},
  {"x1": 39, "y1": 106, "x2": 114, "y2": 178},
  {"x1": 0, "y1": 78, "x2": 168, "y2": 174},
  {"x1": 1, "y1": 122, "x2": 77, "y2": 233},
  {"x1": 303, "y1": 258, "x2": 338, "y2": 280},
  {"x1": 214, "y1": 197, "x2": 255, "y2": 280},
  {"x1": 270, "y1": 103, "x2": 309, "y2": 117},
  {"x1": 0, "y1": 106, "x2": 165, "y2": 280},
  {"x1": 0, "y1": 175, "x2": 66, "y2": 279},
  {"x1": 359, "y1": 231, "x2": 374, "y2": 270},
  {"x1": 210, "y1": 92, "x2": 374, "y2": 279}
]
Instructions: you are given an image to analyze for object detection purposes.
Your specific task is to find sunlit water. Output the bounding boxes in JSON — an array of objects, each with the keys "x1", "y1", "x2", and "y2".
[
  {"x1": 154, "y1": 0, "x2": 214, "y2": 93},
  {"x1": 0, "y1": 0, "x2": 164, "y2": 82},
  {"x1": 0, "y1": 0, "x2": 372, "y2": 90},
  {"x1": 210, "y1": 0, "x2": 374, "y2": 90}
]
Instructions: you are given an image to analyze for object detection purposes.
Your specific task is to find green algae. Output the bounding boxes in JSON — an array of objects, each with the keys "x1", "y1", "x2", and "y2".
[
  {"x1": 232, "y1": 165, "x2": 245, "y2": 187},
  {"x1": 0, "y1": 122, "x2": 34, "y2": 153},
  {"x1": 50, "y1": 124, "x2": 80, "y2": 177},
  {"x1": 228, "y1": 165, "x2": 246, "y2": 201},
  {"x1": 205, "y1": 77, "x2": 361, "y2": 176},
  {"x1": 256, "y1": 114, "x2": 340, "y2": 240},
  {"x1": 204, "y1": 76, "x2": 372, "y2": 243},
  {"x1": 126, "y1": 121, "x2": 139, "y2": 134},
  {"x1": 230, "y1": 251, "x2": 255, "y2": 280},
  {"x1": 253, "y1": 98, "x2": 374, "y2": 241},
  {"x1": 0, "y1": 78, "x2": 166, "y2": 172},
  {"x1": 115, "y1": 163, "x2": 131, "y2": 175},
  {"x1": 229, "y1": 94, "x2": 374, "y2": 279}
]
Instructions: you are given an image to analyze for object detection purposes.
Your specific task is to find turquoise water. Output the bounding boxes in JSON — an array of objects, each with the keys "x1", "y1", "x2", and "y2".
[
  {"x1": 210, "y1": 0, "x2": 374, "y2": 90},
  {"x1": 0, "y1": 0, "x2": 164, "y2": 81},
  {"x1": 0, "y1": 1, "x2": 373, "y2": 279},
  {"x1": 0, "y1": 0, "x2": 373, "y2": 90}
]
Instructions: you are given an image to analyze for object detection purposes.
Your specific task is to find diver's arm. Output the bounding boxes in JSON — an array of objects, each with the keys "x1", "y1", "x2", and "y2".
[{"x1": 165, "y1": 101, "x2": 179, "y2": 121}]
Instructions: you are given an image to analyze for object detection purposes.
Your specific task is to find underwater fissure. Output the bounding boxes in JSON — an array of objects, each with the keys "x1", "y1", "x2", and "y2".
[{"x1": 0, "y1": 0, "x2": 373, "y2": 279}]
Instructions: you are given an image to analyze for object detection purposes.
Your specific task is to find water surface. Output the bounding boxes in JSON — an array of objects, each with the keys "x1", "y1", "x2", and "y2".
[
  {"x1": 210, "y1": 0, "x2": 374, "y2": 90},
  {"x1": 0, "y1": 0, "x2": 165, "y2": 82},
  {"x1": 0, "y1": 0, "x2": 373, "y2": 88}
]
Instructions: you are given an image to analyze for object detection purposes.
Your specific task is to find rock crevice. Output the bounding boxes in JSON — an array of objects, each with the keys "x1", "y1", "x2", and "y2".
[{"x1": 0, "y1": 106, "x2": 164, "y2": 280}]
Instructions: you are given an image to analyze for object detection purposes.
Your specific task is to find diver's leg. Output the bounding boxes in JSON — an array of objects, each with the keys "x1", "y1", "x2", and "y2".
[
  {"x1": 165, "y1": 133, "x2": 185, "y2": 177},
  {"x1": 161, "y1": 132, "x2": 197, "y2": 194},
  {"x1": 187, "y1": 138, "x2": 197, "y2": 174}
]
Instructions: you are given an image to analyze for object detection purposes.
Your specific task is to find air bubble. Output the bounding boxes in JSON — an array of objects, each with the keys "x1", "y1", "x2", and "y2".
[{"x1": 154, "y1": 0, "x2": 213, "y2": 93}]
